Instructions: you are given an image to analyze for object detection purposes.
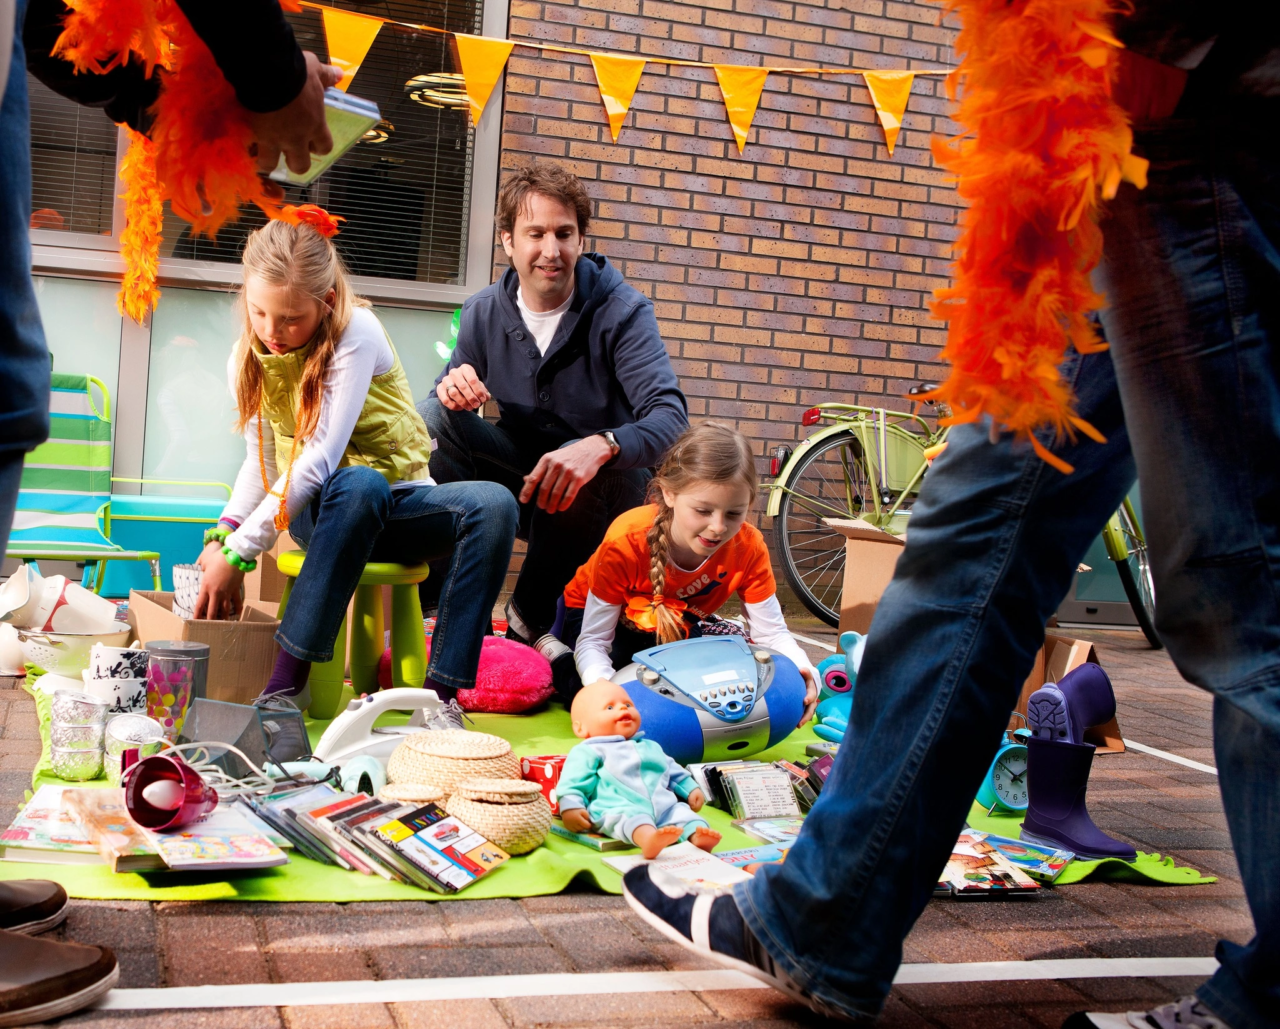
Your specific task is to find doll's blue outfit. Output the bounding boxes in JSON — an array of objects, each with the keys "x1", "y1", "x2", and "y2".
[{"x1": 557, "y1": 733, "x2": 708, "y2": 845}]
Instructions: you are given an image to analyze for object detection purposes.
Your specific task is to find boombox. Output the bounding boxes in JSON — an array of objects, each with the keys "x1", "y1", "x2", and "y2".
[{"x1": 613, "y1": 635, "x2": 806, "y2": 766}]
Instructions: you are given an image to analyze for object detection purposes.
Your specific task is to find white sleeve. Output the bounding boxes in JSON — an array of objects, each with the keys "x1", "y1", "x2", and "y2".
[
  {"x1": 225, "y1": 311, "x2": 391, "y2": 560},
  {"x1": 218, "y1": 349, "x2": 272, "y2": 530},
  {"x1": 742, "y1": 595, "x2": 816, "y2": 677},
  {"x1": 574, "y1": 591, "x2": 623, "y2": 686}
]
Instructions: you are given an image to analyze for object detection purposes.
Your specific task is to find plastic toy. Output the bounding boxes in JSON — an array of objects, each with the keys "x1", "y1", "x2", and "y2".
[
  {"x1": 312, "y1": 687, "x2": 442, "y2": 767},
  {"x1": 611, "y1": 635, "x2": 806, "y2": 766},
  {"x1": 377, "y1": 635, "x2": 554, "y2": 714},
  {"x1": 812, "y1": 631, "x2": 865, "y2": 744},
  {"x1": 521, "y1": 754, "x2": 567, "y2": 815}
]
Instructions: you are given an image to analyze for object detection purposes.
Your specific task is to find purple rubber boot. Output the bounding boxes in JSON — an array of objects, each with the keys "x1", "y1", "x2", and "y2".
[
  {"x1": 1026, "y1": 663, "x2": 1116, "y2": 744},
  {"x1": 1020, "y1": 736, "x2": 1137, "y2": 861}
]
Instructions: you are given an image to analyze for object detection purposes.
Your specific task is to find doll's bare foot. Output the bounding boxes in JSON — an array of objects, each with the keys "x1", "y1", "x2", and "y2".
[
  {"x1": 633, "y1": 824, "x2": 683, "y2": 859},
  {"x1": 688, "y1": 827, "x2": 721, "y2": 852}
]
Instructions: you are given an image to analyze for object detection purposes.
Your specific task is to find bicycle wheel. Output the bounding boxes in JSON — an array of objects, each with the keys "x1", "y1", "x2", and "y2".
[
  {"x1": 1113, "y1": 503, "x2": 1162, "y2": 649},
  {"x1": 775, "y1": 431, "x2": 871, "y2": 626}
]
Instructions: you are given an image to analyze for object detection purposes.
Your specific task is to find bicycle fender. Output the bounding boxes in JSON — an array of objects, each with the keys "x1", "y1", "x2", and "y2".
[{"x1": 764, "y1": 423, "x2": 860, "y2": 517}]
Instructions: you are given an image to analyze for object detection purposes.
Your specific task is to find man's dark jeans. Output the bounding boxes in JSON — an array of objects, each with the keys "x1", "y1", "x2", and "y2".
[{"x1": 419, "y1": 396, "x2": 650, "y2": 637}]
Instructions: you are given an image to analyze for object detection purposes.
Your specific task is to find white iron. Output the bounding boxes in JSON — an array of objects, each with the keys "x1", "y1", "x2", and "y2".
[{"x1": 311, "y1": 687, "x2": 443, "y2": 767}]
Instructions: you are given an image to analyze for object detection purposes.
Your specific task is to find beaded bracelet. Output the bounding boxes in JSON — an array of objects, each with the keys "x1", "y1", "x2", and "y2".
[
  {"x1": 203, "y1": 525, "x2": 232, "y2": 548},
  {"x1": 221, "y1": 546, "x2": 257, "y2": 572}
]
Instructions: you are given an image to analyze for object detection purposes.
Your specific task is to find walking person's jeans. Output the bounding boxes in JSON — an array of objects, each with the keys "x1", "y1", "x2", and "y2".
[
  {"x1": 419, "y1": 396, "x2": 650, "y2": 637},
  {"x1": 735, "y1": 108, "x2": 1280, "y2": 1028},
  {"x1": 279, "y1": 466, "x2": 518, "y2": 690}
]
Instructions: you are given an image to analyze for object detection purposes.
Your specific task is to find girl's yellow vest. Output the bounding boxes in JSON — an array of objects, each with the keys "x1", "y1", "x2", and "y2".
[{"x1": 253, "y1": 322, "x2": 432, "y2": 484}]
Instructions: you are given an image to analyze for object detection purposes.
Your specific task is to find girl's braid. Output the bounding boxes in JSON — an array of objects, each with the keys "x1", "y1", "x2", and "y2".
[{"x1": 646, "y1": 499, "x2": 684, "y2": 644}]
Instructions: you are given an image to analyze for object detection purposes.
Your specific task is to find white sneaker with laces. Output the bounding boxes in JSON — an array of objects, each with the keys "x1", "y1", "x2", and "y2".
[{"x1": 1064, "y1": 995, "x2": 1235, "y2": 1029}]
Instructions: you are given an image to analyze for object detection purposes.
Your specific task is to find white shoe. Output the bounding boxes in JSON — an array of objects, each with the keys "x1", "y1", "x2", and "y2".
[{"x1": 1063, "y1": 995, "x2": 1235, "y2": 1029}]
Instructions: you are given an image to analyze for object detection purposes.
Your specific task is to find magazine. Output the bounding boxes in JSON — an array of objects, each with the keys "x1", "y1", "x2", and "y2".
[
  {"x1": 734, "y1": 817, "x2": 806, "y2": 845},
  {"x1": 962, "y1": 830, "x2": 1073, "y2": 882},
  {"x1": 603, "y1": 841, "x2": 751, "y2": 893},
  {"x1": 60, "y1": 788, "x2": 164, "y2": 872},
  {"x1": 371, "y1": 803, "x2": 509, "y2": 894},
  {"x1": 942, "y1": 831, "x2": 1041, "y2": 898},
  {"x1": 141, "y1": 804, "x2": 289, "y2": 872},
  {"x1": 0, "y1": 785, "x2": 100, "y2": 865},
  {"x1": 548, "y1": 821, "x2": 635, "y2": 851},
  {"x1": 716, "y1": 841, "x2": 792, "y2": 868}
]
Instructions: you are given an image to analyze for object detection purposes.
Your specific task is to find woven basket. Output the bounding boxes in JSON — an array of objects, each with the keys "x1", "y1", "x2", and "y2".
[
  {"x1": 386, "y1": 730, "x2": 520, "y2": 796},
  {"x1": 445, "y1": 777, "x2": 552, "y2": 855},
  {"x1": 377, "y1": 782, "x2": 444, "y2": 806}
]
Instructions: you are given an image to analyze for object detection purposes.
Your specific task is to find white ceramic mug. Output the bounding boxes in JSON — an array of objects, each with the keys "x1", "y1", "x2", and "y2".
[
  {"x1": 82, "y1": 670, "x2": 148, "y2": 716},
  {"x1": 89, "y1": 641, "x2": 149, "y2": 680},
  {"x1": 171, "y1": 564, "x2": 203, "y2": 620}
]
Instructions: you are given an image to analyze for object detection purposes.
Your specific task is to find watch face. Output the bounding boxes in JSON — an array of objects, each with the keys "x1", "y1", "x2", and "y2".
[{"x1": 990, "y1": 747, "x2": 1029, "y2": 808}]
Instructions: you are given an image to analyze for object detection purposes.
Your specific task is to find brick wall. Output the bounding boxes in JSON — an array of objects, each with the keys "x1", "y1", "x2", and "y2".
[{"x1": 494, "y1": 0, "x2": 962, "y2": 450}]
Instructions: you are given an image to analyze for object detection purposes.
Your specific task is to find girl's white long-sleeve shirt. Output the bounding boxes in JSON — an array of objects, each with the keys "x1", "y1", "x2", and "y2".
[
  {"x1": 574, "y1": 589, "x2": 816, "y2": 686},
  {"x1": 220, "y1": 307, "x2": 431, "y2": 560}
]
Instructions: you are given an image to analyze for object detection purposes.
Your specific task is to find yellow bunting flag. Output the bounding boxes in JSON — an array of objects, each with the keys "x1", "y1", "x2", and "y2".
[
  {"x1": 862, "y1": 70, "x2": 915, "y2": 154},
  {"x1": 454, "y1": 34, "x2": 516, "y2": 124},
  {"x1": 590, "y1": 53, "x2": 646, "y2": 141},
  {"x1": 714, "y1": 66, "x2": 769, "y2": 153},
  {"x1": 320, "y1": 8, "x2": 383, "y2": 92}
]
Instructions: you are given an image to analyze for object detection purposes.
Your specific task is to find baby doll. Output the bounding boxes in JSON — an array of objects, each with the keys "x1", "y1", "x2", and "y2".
[{"x1": 557, "y1": 680, "x2": 722, "y2": 859}]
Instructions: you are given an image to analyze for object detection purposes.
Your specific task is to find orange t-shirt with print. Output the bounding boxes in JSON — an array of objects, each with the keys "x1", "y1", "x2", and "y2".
[{"x1": 563, "y1": 504, "x2": 777, "y2": 628}]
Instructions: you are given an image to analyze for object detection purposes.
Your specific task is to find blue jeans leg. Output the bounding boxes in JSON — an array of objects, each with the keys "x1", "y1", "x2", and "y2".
[
  {"x1": 1, "y1": 0, "x2": 52, "y2": 458},
  {"x1": 283, "y1": 466, "x2": 517, "y2": 689},
  {"x1": 735, "y1": 347, "x2": 1135, "y2": 1020},
  {"x1": 0, "y1": 453, "x2": 24, "y2": 553},
  {"x1": 1097, "y1": 109, "x2": 1280, "y2": 1029}
]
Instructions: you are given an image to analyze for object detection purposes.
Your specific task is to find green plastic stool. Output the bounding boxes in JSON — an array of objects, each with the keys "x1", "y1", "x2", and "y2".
[{"x1": 275, "y1": 550, "x2": 430, "y2": 720}]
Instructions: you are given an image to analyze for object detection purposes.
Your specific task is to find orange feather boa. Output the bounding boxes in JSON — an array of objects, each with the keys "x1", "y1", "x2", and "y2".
[{"x1": 929, "y1": 0, "x2": 1147, "y2": 472}]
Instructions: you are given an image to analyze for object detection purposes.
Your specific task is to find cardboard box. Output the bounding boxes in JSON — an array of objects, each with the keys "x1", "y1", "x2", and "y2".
[
  {"x1": 242, "y1": 535, "x2": 291, "y2": 605},
  {"x1": 827, "y1": 518, "x2": 906, "y2": 634},
  {"x1": 1011, "y1": 633, "x2": 1125, "y2": 754},
  {"x1": 127, "y1": 591, "x2": 281, "y2": 705}
]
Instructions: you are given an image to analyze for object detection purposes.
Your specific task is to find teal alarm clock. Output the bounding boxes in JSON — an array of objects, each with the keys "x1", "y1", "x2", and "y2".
[{"x1": 976, "y1": 729, "x2": 1030, "y2": 814}]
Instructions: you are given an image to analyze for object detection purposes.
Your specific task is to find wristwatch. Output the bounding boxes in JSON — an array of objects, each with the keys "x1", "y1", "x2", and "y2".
[{"x1": 597, "y1": 430, "x2": 621, "y2": 459}]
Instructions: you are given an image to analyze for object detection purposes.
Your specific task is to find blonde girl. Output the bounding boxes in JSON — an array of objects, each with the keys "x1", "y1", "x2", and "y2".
[
  {"x1": 194, "y1": 221, "x2": 517, "y2": 717},
  {"x1": 546, "y1": 421, "x2": 817, "y2": 722}
]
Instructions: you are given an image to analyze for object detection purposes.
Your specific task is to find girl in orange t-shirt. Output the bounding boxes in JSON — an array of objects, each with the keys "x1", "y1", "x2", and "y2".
[{"x1": 541, "y1": 422, "x2": 817, "y2": 720}]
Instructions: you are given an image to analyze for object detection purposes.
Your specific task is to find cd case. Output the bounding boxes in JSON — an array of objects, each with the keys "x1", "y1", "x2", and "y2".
[{"x1": 270, "y1": 88, "x2": 381, "y2": 186}]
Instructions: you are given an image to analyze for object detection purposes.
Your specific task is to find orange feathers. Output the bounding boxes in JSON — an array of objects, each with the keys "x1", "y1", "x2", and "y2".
[
  {"x1": 117, "y1": 128, "x2": 163, "y2": 322},
  {"x1": 929, "y1": 0, "x2": 1146, "y2": 472},
  {"x1": 279, "y1": 204, "x2": 345, "y2": 238}
]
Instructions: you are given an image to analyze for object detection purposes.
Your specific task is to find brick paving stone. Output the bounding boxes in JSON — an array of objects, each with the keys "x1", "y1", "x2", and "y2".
[
  {"x1": 389, "y1": 998, "x2": 511, "y2": 1029},
  {"x1": 268, "y1": 951, "x2": 377, "y2": 982},
  {"x1": 893, "y1": 979, "x2": 1091, "y2": 1009},
  {"x1": 62, "y1": 901, "x2": 157, "y2": 951},
  {"x1": 973, "y1": 930, "x2": 1092, "y2": 961},
  {"x1": 369, "y1": 943, "x2": 570, "y2": 980},
  {"x1": 1068, "y1": 928, "x2": 1221, "y2": 959},
  {"x1": 159, "y1": 914, "x2": 269, "y2": 986},
  {"x1": 493, "y1": 990, "x2": 717, "y2": 1027},
  {"x1": 647, "y1": 941, "x2": 722, "y2": 971},
  {"x1": 527, "y1": 910, "x2": 666, "y2": 972},
  {"x1": 696, "y1": 987, "x2": 822, "y2": 1023},
  {"x1": 280, "y1": 1003, "x2": 396, "y2": 1028},
  {"x1": 518, "y1": 891, "x2": 623, "y2": 914},
  {"x1": 261, "y1": 908, "x2": 447, "y2": 950},
  {"x1": 438, "y1": 898, "x2": 543, "y2": 946},
  {"x1": 51, "y1": 1009, "x2": 284, "y2": 1028}
]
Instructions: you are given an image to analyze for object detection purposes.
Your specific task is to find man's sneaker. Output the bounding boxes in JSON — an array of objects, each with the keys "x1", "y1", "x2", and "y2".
[
  {"x1": 534, "y1": 634, "x2": 580, "y2": 703},
  {"x1": 503, "y1": 600, "x2": 535, "y2": 647},
  {"x1": 0, "y1": 930, "x2": 118, "y2": 1027},
  {"x1": 1062, "y1": 995, "x2": 1235, "y2": 1029},
  {"x1": 621, "y1": 866, "x2": 857, "y2": 1021},
  {"x1": 0, "y1": 881, "x2": 68, "y2": 935},
  {"x1": 426, "y1": 698, "x2": 472, "y2": 731}
]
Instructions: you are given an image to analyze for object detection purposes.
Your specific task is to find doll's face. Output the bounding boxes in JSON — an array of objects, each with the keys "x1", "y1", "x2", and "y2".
[{"x1": 570, "y1": 681, "x2": 641, "y2": 740}]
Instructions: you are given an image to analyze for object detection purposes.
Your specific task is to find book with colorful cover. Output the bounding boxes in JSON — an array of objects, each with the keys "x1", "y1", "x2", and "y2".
[
  {"x1": 964, "y1": 830, "x2": 1074, "y2": 882},
  {"x1": 371, "y1": 803, "x2": 510, "y2": 894},
  {"x1": 297, "y1": 793, "x2": 382, "y2": 875},
  {"x1": 942, "y1": 831, "x2": 1041, "y2": 898},
  {"x1": 716, "y1": 841, "x2": 792, "y2": 868},
  {"x1": 0, "y1": 785, "x2": 100, "y2": 865},
  {"x1": 142, "y1": 804, "x2": 290, "y2": 872},
  {"x1": 60, "y1": 788, "x2": 165, "y2": 873},
  {"x1": 734, "y1": 816, "x2": 806, "y2": 845},
  {"x1": 549, "y1": 821, "x2": 635, "y2": 852},
  {"x1": 603, "y1": 841, "x2": 752, "y2": 892}
]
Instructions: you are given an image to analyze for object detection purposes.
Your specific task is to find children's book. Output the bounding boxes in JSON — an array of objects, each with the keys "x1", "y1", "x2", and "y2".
[
  {"x1": 716, "y1": 841, "x2": 792, "y2": 869},
  {"x1": 603, "y1": 841, "x2": 752, "y2": 893},
  {"x1": 141, "y1": 804, "x2": 289, "y2": 872},
  {"x1": 61, "y1": 788, "x2": 164, "y2": 873},
  {"x1": 962, "y1": 830, "x2": 1073, "y2": 882},
  {"x1": 244, "y1": 786, "x2": 335, "y2": 865},
  {"x1": 0, "y1": 785, "x2": 100, "y2": 865},
  {"x1": 734, "y1": 816, "x2": 806, "y2": 845},
  {"x1": 332, "y1": 801, "x2": 413, "y2": 883},
  {"x1": 942, "y1": 831, "x2": 1041, "y2": 898},
  {"x1": 549, "y1": 821, "x2": 635, "y2": 852},
  {"x1": 371, "y1": 803, "x2": 509, "y2": 894},
  {"x1": 297, "y1": 793, "x2": 382, "y2": 875},
  {"x1": 232, "y1": 797, "x2": 293, "y2": 850},
  {"x1": 263, "y1": 783, "x2": 353, "y2": 868}
]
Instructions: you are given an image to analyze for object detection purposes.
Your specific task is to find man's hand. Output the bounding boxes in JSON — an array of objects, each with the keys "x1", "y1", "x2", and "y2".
[
  {"x1": 194, "y1": 541, "x2": 245, "y2": 621},
  {"x1": 436, "y1": 364, "x2": 490, "y2": 412},
  {"x1": 248, "y1": 52, "x2": 343, "y2": 177},
  {"x1": 687, "y1": 788, "x2": 706, "y2": 813},
  {"x1": 519, "y1": 436, "x2": 613, "y2": 513},
  {"x1": 560, "y1": 808, "x2": 595, "y2": 833}
]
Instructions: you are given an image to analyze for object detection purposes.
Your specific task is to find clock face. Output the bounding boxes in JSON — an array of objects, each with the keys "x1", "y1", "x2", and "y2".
[{"x1": 990, "y1": 747, "x2": 1029, "y2": 808}]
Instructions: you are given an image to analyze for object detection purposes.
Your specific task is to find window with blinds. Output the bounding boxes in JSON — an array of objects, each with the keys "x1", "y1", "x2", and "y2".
[
  {"x1": 28, "y1": 75, "x2": 119, "y2": 236},
  {"x1": 165, "y1": 0, "x2": 481, "y2": 284}
]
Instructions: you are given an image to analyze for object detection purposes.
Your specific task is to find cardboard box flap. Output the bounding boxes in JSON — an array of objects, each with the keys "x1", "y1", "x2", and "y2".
[
  {"x1": 1012, "y1": 632, "x2": 1124, "y2": 754},
  {"x1": 824, "y1": 518, "x2": 905, "y2": 546}
]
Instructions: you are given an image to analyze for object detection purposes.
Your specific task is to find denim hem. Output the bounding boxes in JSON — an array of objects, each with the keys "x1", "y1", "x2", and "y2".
[
  {"x1": 424, "y1": 663, "x2": 475, "y2": 691},
  {"x1": 732, "y1": 882, "x2": 881, "y2": 1022},
  {"x1": 1198, "y1": 969, "x2": 1268, "y2": 1029},
  {"x1": 274, "y1": 630, "x2": 333, "y2": 665}
]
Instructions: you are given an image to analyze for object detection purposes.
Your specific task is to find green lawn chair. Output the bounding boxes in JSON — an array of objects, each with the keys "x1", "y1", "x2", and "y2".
[{"x1": 6, "y1": 373, "x2": 161, "y2": 593}]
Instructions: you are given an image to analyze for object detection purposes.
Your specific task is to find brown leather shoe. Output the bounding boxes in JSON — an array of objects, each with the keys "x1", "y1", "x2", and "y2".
[
  {"x1": 0, "y1": 880, "x2": 68, "y2": 934},
  {"x1": 0, "y1": 930, "x2": 118, "y2": 1027}
]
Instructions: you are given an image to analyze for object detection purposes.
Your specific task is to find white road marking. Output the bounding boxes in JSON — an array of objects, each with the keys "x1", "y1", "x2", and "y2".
[
  {"x1": 1122, "y1": 739, "x2": 1218, "y2": 775},
  {"x1": 95, "y1": 959, "x2": 1219, "y2": 1010}
]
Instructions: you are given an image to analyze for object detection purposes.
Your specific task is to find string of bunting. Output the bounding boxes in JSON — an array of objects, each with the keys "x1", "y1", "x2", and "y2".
[{"x1": 305, "y1": 1, "x2": 949, "y2": 155}]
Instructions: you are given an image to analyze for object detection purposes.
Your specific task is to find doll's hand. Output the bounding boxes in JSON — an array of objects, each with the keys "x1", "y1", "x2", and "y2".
[
  {"x1": 687, "y1": 788, "x2": 705, "y2": 813},
  {"x1": 194, "y1": 541, "x2": 244, "y2": 621},
  {"x1": 560, "y1": 808, "x2": 595, "y2": 833},
  {"x1": 798, "y1": 666, "x2": 819, "y2": 727}
]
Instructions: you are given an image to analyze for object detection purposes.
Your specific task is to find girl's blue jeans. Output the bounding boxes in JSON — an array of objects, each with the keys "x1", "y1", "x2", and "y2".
[
  {"x1": 278, "y1": 466, "x2": 518, "y2": 691},
  {"x1": 737, "y1": 109, "x2": 1280, "y2": 1029}
]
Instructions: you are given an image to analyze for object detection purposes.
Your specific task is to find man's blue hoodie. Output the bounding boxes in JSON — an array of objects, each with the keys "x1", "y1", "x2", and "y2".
[{"x1": 437, "y1": 254, "x2": 688, "y2": 470}]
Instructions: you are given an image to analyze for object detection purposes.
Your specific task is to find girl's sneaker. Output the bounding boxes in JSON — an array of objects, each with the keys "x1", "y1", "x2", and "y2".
[{"x1": 1062, "y1": 996, "x2": 1234, "y2": 1029}]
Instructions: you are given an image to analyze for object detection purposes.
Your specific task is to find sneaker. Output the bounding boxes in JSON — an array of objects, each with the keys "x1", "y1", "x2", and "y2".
[
  {"x1": 253, "y1": 682, "x2": 311, "y2": 713},
  {"x1": 503, "y1": 600, "x2": 535, "y2": 647},
  {"x1": 426, "y1": 698, "x2": 472, "y2": 731},
  {"x1": 1062, "y1": 995, "x2": 1235, "y2": 1029},
  {"x1": 620, "y1": 866, "x2": 858, "y2": 1021},
  {"x1": 0, "y1": 881, "x2": 68, "y2": 935},
  {"x1": 0, "y1": 930, "x2": 118, "y2": 1027},
  {"x1": 534, "y1": 634, "x2": 581, "y2": 703}
]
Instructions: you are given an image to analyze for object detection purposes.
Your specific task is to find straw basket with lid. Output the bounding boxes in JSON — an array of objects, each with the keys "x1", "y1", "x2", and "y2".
[
  {"x1": 386, "y1": 730, "x2": 520, "y2": 797},
  {"x1": 446, "y1": 778, "x2": 552, "y2": 855}
]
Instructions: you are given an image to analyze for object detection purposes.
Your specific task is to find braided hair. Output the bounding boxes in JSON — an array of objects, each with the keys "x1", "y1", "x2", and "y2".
[{"x1": 646, "y1": 421, "x2": 759, "y2": 644}]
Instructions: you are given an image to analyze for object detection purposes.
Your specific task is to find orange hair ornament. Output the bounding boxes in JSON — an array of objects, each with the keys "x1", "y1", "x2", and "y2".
[
  {"x1": 928, "y1": 0, "x2": 1147, "y2": 473},
  {"x1": 280, "y1": 204, "x2": 345, "y2": 239}
]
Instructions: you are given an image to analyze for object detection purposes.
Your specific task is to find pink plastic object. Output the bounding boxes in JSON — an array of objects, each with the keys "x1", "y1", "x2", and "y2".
[{"x1": 121, "y1": 750, "x2": 218, "y2": 830}]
